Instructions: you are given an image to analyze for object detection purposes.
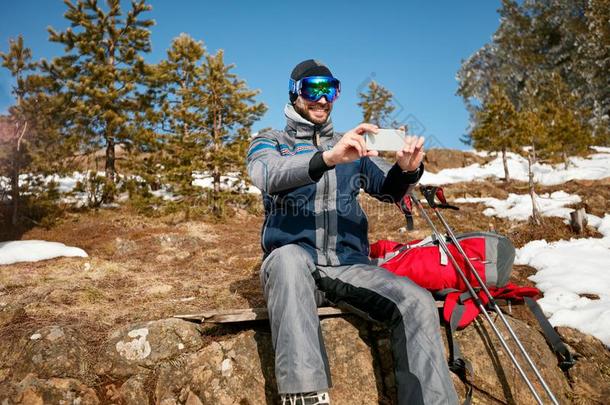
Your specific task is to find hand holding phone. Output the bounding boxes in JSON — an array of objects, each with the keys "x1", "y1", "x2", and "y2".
[{"x1": 364, "y1": 129, "x2": 406, "y2": 151}]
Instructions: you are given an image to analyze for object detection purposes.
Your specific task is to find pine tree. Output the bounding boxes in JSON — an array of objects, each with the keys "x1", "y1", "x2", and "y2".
[
  {"x1": 200, "y1": 50, "x2": 266, "y2": 217},
  {"x1": 357, "y1": 80, "x2": 397, "y2": 127},
  {"x1": 151, "y1": 36, "x2": 266, "y2": 217},
  {"x1": 470, "y1": 84, "x2": 519, "y2": 181},
  {"x1": 457, "y1": 0, "x2": 608, "y2": 143},
  {"x1": 149, "y1": 34, "x2": 209, "y2": 212},
  {"x1": 42, "y1": 0, "x2": 154, "y2": 195},
  {"x1": 0, "y1": 36, "x2": 34, "y2": 225},
  {"x1": 577, "y1": 0, "x2": 610, "y2": 143},
  {"x1": 544, "y1": 74, "x2": 592, "y2": 167}
]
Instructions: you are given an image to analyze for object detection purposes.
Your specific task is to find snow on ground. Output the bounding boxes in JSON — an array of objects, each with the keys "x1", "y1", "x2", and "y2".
[
  {"x1": 516, "y1": 214, "x2": 610, "y2": 347},
  {"x1": 455, "y1": 186, "x2": 610, "y2": 347},
  {"x1": 0, "y1": 170, "x2": 260, "y2": 206},
  {"x1": 421, "y1": 147, "x2": 610, "y2": 186},
  {"x1": 192, "y1": 172, "x2": 260, "y2": 195},
  {"x1": 455, "y1": 191, "x2": 581, "y2": 221},
  {"x1": 0, "y1": 240, "x2": 88, "y2": 265}
]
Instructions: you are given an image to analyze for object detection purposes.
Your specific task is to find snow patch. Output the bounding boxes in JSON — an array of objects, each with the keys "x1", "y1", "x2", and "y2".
[
  {"x1": 515, "y1": 214, "x2": 610, "y2": 347},
  {"x1": 0, "y1": 240, "x2": 88, "y2": 265},
  {"x1": 455, "y1": 191, "x2": 581, "y2": 221},
  {"x1": 192, "y1": 171, "x2": 260, "y2": 195},
  {"x1": 421, "y1": 148, "x2": 610, "y2": 186}
]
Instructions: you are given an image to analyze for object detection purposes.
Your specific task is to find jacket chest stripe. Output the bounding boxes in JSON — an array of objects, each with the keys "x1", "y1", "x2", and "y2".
[
  {"x1": 314, "y1": 176, "x2": 326, "y2": 264},
  {"x1": 326, "y1": 169, "x2": 341, "y2": 266},
  {"x1": 278, "y1": 143, "x2": 317, "y2": 156}
]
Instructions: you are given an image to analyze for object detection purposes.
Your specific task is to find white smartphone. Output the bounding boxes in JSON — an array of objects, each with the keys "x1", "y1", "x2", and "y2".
[{"x1": 364, "y1": 128, "x2": 406, "y2": 151}]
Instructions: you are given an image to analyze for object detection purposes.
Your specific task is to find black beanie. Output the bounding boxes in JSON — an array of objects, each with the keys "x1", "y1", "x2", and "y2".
[{"x1": 289, "y1": 59, "x2": 334, "y2": 103}]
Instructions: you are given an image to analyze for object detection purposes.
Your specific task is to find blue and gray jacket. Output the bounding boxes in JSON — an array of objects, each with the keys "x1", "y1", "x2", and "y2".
[{"x1": 247, "y1": 104, "x2": 423, "y2": 266}]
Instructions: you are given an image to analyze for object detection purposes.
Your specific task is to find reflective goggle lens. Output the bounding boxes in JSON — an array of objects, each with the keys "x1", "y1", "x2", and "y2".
[{"x1": 291, "y1": 76, "x2": 341, "y2": 102}]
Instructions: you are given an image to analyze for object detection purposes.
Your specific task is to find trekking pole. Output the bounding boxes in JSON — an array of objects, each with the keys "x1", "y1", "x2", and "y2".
[
  {"x1": 418, "y1": 186, "x2": 560, "y2": 405},
  {"x1": 407, "y1": 191, "x2": 546, "y2": 405}
]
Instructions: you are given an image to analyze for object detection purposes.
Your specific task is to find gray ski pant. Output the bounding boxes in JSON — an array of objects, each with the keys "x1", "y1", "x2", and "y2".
[{"x1": 260, "y1": 244, "x2": 459, "y2": 405}]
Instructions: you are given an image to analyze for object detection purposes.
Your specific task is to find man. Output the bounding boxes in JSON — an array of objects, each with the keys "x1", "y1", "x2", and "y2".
[{"x1": 246, "y1": 59, "x2": 458, "y2": 405}]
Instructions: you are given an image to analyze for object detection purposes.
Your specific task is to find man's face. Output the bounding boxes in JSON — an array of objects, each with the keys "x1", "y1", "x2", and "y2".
[{"x1": 294, "y1": 95, "x2": 333, "y2": 125}]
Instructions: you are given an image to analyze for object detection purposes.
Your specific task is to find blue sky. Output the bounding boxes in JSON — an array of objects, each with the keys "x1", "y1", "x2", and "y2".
[{"x1": 0, "y1": 0, "x2": 501, "y2": 149}]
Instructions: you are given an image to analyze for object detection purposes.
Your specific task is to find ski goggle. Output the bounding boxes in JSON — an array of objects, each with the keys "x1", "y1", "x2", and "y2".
[{"x1": 289, "y1": 76, "x2": 341, "y2": 103}]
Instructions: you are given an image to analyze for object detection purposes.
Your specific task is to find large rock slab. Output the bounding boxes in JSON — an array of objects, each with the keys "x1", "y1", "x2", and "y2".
[
  {"x1": 151, "y1": 317, "x2": 393, "y2": 405},
  {"x1": 454, "y1": 316, "x2": 571, "y2": 404},
  {"x1": 2, "y1": 312, "x2": 602, "y2": 404}
]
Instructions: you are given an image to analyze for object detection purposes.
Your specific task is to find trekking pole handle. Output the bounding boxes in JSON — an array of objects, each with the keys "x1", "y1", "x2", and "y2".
[{"x1": 420, "y1": 185, "x2": 459, "y2": 210}]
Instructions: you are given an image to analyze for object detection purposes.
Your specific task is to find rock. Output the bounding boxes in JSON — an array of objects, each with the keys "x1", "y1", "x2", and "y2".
[
  {"x1": 9, "y1": 374, "x2": 99, "y2": 404},
  {"x1": 114, "y1": 237, "x2": 138, "y2": 256},
  {"x1": 0, "y1": 313, "x2": 588, "y2": 404},
  {"x1": 154, "y1": 318, "x2": 395, "y2": 404},
  {"x1": 424, "y1": 149, "x2": 487, "y2": 173},
  {"x1": 556, "y1": 327, "x2": 610, "y2": 404},
  {"x1": 454, "y1": 316, "x2": 571, "y2": 404},
  {"x1": 119, "y1": 374, "x2": 150, "y2": 405},
  {"x1": 155, "y1": 253, "x2": 174, "y2": 263},
  {"x1": 185, "y1": 390, "x2": 204, "y2": 405},
  {"x1": 145, "y1": 283, "x2": 174, "y2": 295},
  {"x1": 154, "y1": 234, "x2": 203, "y2": 251},
  {"x1": 0, "y1": 303, "x2": 26, "y2": 327},
  {"x1": 95, "y1": 318, "x2": 204, "y2": 378},
  {"x1": 13, "y1": 325, "x2": 93, "y2": 382},
  {"x1": 149, "y1": 315, "x2": 578, "y2": 404}
]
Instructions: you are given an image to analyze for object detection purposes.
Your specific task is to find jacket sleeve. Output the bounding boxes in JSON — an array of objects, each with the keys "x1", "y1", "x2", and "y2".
[
  {"x1": 246, "y1": 132, "x2": 327, "y2": 194},
  {"x1": 360, "y1": 156, "x2": 424, "y2": 203}
]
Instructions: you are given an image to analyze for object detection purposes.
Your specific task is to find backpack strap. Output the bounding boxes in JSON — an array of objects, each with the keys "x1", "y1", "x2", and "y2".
[
  {"x1": 446, "y1": 302, "x2": 473, "y2": 405},
  {"x1": 524, "y1": 297, "x2": 575, "y2": 371},
  {"x1": 434, "y1": 289, "x2": 473, "y2": 405}
]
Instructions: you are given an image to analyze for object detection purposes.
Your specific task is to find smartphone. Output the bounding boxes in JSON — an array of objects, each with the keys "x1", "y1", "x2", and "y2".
[{"x1": 364, "y1": 129, "x2": 406, "y2": 151}]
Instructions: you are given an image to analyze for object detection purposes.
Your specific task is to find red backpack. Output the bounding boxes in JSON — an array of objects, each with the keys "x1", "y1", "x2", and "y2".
[
  {"x1": 370, "y1": 231, "x2": 538, "y2": 328},
  {"x1": 370, "y1": 232, "x2": 574, "y2": 373}
]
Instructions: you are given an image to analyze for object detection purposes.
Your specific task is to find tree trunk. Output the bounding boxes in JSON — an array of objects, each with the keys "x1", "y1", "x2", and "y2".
[
  {"x1": 10, "y1": 151, "x2": 19, "y2": 226},
  {"x1": 531, "y1": 142, "x2": 537, "y2": 163},
  {"x1": 105, "y1": 138, "x2": 116, "y2": 184},
  {"x1": 528, "y1": 153, "x2": 542, "y2": 225},
  {"x1": 212, "y1": 111, "x2": 222, "y2": 217},
  {"x1": 10, "y1": 121, "x2": 27, "y2": 227},
  {"x1": 502, "y1": 147, "x2": 510, "y2": 182},
  {"x1": 569, "y1": 208, "x2": 588, "y2": 234},
  {"x1": 562, "y1": 151, "x2": 569, "y2": 170}
]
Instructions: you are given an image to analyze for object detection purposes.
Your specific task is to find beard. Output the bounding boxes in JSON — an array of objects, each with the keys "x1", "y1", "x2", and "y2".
[{"x1": 294, "y1": 98, "x2": 332, "y2": 125}]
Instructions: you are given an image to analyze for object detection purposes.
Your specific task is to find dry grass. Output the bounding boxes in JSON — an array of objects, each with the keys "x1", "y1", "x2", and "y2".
[{"x1": 0, "y1": 206, "x2": 263, "y2": 347}]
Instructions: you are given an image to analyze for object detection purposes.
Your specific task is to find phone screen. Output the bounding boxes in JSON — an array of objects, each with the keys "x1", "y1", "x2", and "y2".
[{"x1": 364, "y1": 129, "x2": 406, "y2": 151}]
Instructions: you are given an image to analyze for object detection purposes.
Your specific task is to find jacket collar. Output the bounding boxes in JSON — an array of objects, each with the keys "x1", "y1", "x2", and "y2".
[{"x1": 284, "y1": 103, "x2": 334, "y2": 141}]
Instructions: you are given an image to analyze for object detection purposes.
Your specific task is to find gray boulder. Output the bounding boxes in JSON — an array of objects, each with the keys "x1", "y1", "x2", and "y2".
[
  {"x1": 95, "y1": 318, "x2": 204, "y2": 378},
  {"x1": 12, "y1": 325, "x2": 94, "y2": 382}
]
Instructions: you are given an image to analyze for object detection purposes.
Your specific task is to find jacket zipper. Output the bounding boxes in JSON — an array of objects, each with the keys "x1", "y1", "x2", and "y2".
[
  {"x1": 323, "y1": 171, "x2": 330, "y2": 265},
  {"x1": 313, "y1": 125, "x2": 331, "y2": 265}
]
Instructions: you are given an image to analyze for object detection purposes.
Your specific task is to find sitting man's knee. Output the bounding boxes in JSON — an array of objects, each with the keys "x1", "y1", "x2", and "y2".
[
  {"x1": 393, "y1": 281, "x2": 438, "y2": 316},
  {"x1": 262, "y1": 244, "x2": 314, "y2": 283}
]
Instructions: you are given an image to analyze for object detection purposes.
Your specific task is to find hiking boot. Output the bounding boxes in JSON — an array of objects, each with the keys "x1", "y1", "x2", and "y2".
[{"x1": 280, "y1": 391, "x2": 330, "y2": 405}]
